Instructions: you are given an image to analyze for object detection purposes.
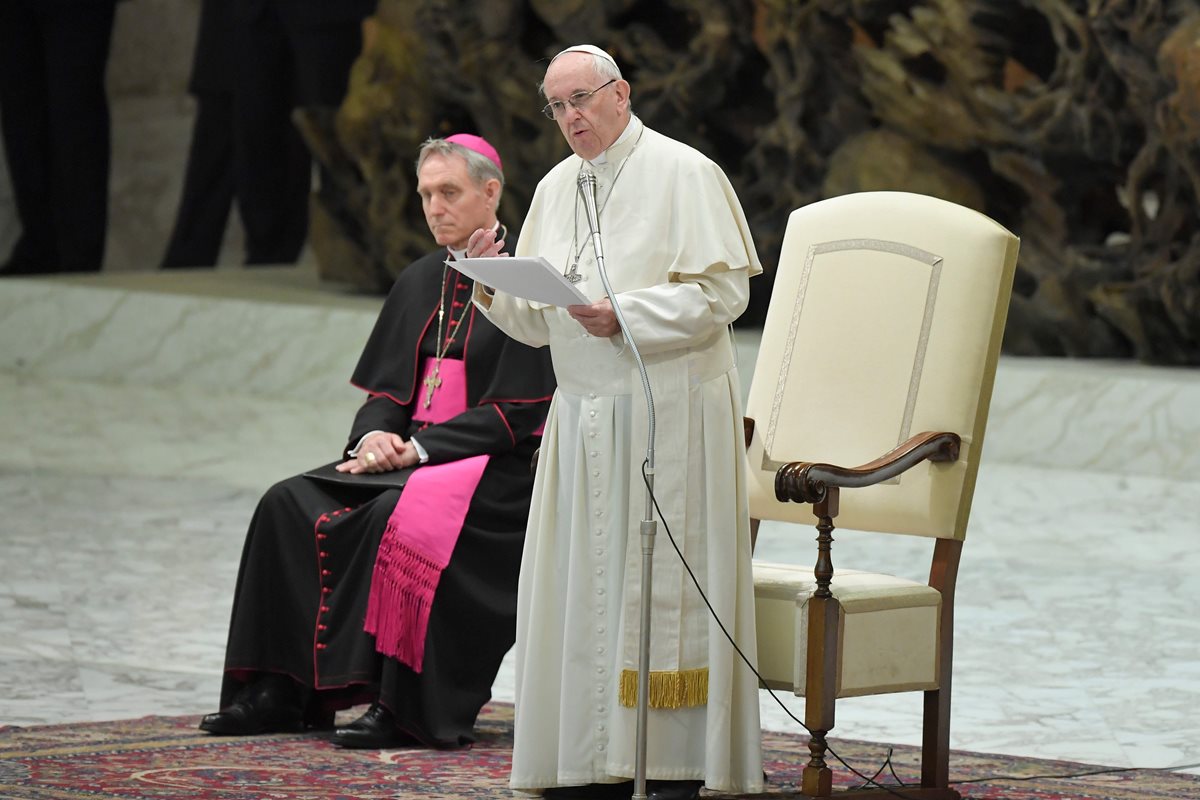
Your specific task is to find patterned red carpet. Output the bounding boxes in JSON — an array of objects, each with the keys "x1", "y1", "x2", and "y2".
[{"x1": 1, "y1": 703, "x2": 1196, "y2": 799}]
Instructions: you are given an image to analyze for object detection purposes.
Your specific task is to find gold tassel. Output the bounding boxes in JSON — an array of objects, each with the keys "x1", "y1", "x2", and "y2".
[{"x1": 618, "y1": 668, "x2": 709, "y2": 709}]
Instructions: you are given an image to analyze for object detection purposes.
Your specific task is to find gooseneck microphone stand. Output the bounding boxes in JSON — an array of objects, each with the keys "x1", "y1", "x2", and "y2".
[{"x1": 577, "y1": 170, "x2": 657, "y2": 800}]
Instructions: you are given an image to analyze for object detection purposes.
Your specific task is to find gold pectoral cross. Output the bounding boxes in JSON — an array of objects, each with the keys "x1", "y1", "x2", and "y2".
[{"x1": 422, "y1": 367, "x2": 442, "y2": 408}]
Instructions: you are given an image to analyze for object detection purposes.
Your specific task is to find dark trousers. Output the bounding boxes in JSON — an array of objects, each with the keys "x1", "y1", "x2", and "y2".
[
  {"x1": 0, "y1": 0, "x2": 117, "y2": 273},
  {"x1": 232, "y1": 3, "x2": 364, "y2": 264},
  {"x1": 161, "y1": 92, "x2": 236, "y2": 268}
]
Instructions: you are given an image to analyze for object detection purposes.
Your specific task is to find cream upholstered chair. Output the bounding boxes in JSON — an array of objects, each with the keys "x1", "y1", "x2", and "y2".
[{"x1": 745, "y1": 191, "x2": 1019, "y2": 799}]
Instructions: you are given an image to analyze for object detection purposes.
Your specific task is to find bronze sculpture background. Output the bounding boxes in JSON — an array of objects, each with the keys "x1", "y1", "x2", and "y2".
[{"x1": 298, "y1": 0, "x2": 1200, "y2": 364}]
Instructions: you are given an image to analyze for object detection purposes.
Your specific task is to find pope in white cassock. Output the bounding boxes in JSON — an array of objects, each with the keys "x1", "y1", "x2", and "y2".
[{"x1": 470, "y1": 44, "x2": 763, "y2": 800}]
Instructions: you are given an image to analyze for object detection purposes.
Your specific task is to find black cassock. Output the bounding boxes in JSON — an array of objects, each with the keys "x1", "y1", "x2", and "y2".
[{"x1": 218, "y1": 248, "x2": 555, "y2": 746}]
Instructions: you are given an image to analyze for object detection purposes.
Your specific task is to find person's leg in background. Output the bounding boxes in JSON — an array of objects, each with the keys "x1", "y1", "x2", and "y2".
[
  {"x1": 231, "y1": 1, "x2": 310, "y2": 266},
  {"x1": 0, "y1": 0, "x2": 58, "y2": 274},
  {"x1": 42, "y1": 0, "x2": 118, "y2": 272},
  {"x1": 283, "y1": 7, "x2": 368, "y2": 263},
  {"x1": 162, "y1": 0, "x2": 237, "y2": 269},
  {"x1": 161, "y1": 89, "x2": 235, "y2": 268}
]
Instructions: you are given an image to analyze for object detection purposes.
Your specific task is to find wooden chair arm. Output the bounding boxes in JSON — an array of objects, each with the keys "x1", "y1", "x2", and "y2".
[{"x1": 775, "y1": 431, "x2": 961, "y2": 504}]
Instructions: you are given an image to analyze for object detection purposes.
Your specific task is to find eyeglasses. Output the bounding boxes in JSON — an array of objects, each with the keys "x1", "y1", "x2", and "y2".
[{"x1": 542, "y1": 79, "x2": 617, "y2": 120}]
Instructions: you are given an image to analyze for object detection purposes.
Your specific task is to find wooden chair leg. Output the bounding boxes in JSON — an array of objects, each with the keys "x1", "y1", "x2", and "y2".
[
  {"x1": 802, "y1": 595, "x2": 839, "y2": 796},
  {"x1": 802, "y1": 492, "x2": 840, "y2": 797},
  {"x1": 924, "y1": 537, "x2": 960, "y2": 790},
  {"x1": 922, "y1": 686, "x2": 952, "y2": 788}
]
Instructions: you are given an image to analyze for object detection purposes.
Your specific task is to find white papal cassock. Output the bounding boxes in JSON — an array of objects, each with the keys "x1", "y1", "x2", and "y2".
[{"x1": 474, "y1": 116, "x2": 763, "y2": 794}]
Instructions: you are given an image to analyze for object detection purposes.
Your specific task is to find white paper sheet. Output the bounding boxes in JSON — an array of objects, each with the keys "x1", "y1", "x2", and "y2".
[{"x1": 454, "y1": 256, "x2": 591, "y2": 307}]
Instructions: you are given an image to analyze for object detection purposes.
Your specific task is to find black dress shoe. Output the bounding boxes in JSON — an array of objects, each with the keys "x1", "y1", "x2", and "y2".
[
  {"x1": 330, "y1": 703, "x2": 418, "y2": 749},
  {"x1": 646, "y1": 780, "x2": 703, "y2": 800},
  {"x1": 198, "y1": 674, "x2": 305, "y2": 735},
  {"x1": 543, "y1": 782, "x2": 632, "y2": 800}
]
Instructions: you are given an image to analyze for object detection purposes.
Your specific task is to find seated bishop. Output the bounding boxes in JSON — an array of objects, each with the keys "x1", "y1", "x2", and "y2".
[{"x1": 199, "y1": 133, "x2": 555, "y2": 748}]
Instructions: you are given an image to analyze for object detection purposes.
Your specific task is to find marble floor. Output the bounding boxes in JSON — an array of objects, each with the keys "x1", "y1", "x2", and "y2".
[{"x1": 1, "y1": 267, "x2": 1198, "y2": 783}]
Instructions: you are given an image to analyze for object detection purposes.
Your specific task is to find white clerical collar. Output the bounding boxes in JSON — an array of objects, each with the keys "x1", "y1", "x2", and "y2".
[
  {"x1": 447, "y1": 221, "x2": 501, "y2": 261},
  {"x1": 587, "y1": 115, "x2": 638, "y2": 167}
]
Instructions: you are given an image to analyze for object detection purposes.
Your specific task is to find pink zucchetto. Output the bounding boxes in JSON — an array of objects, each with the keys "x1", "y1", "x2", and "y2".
[{"x1": 445, "y1": 133, "x2": 502, "y2": 171}]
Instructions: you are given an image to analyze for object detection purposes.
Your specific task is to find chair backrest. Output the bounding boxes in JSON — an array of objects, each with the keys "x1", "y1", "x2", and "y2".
[{"x1": 745, "y1": 191, "x2": 1019, "y2": 540}]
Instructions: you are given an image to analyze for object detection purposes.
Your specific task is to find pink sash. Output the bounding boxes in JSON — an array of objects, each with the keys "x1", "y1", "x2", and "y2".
[
  {"x1": 363, "y1": 358, "x2": 489, "y2": 672},
  {"x1": 411, "y1": 358, "x2": 468, "y2": 425}
]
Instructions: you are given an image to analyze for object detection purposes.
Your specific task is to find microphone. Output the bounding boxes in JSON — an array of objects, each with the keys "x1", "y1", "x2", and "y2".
[
  {"x1": 577, "y1": 170, "x2": 604, "y2": 264},
  {"x1": 576, "y1": 166, "x2": 658, "y2": 800}
]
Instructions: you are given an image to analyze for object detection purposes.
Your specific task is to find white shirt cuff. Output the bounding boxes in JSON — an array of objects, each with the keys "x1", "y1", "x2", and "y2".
[
  {"x1": 348, "y1": 430, "x2": 385, "y2": 456},
  {"x1": 349, "y1": 431, "x2": 429, "y2": 464}
]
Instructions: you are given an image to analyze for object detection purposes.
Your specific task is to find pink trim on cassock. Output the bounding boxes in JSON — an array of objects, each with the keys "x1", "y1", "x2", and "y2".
[
  {"x1": 363, "y1": 357, "x2": 489, "y2": 673},
  {"x1": 478, "y1": 393, "x2": 556, "y2": 404},
  {"x1": 491, "y1": 404, "x2": 515, "y2": 445},
  {"x1": 488, "y1": 403, "x2": 546, "y2": 440}
]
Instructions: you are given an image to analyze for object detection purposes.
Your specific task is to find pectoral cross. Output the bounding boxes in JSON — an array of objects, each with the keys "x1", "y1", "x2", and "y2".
[
  {"x1": 564, "y1": 260, "x2": 583, "y2": 283},
  {"x1": 422, "y1": 367, "x2": 442, "y2": 408}
]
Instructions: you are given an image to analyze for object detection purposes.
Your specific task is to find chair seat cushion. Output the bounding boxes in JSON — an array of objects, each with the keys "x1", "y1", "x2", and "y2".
[{"x1": 753, "y1": 560, "x2": 942, "y2": 697}]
